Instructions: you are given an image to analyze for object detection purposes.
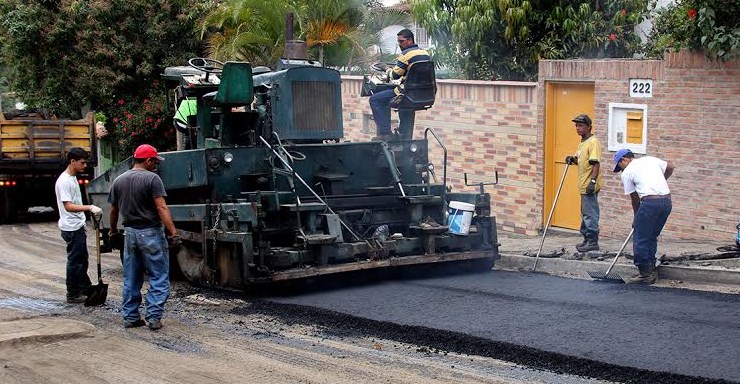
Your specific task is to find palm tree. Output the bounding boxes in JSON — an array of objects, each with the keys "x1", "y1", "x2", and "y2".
[
  {"x1": 198, "y1": 0, "x2": 410, "y2": 70},
  {"x1": 199, "y1": 0, "x2": 298, "y2": 66}
]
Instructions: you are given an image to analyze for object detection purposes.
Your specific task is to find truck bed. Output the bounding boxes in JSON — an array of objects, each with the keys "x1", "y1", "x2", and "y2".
[{"x1": 0, "y1": 112, "x2": 95, "y2": 173}]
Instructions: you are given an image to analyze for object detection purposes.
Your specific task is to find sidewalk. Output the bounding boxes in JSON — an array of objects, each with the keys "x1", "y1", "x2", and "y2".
[{"x1": 494, "y1": 229, "x2": 740, "y2": 292}]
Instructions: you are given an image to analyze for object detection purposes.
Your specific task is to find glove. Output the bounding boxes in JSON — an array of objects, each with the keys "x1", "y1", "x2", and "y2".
[
  {"x1": 564, "y1": 156, "x2": 576, "y2": 165},
  {"x1": 385, "y1": 68, "x2": 393, "y2": 81},
  {"x1": 167, "y1": 234, "x2": 182, "y2": 249},
  {"x1": 89, "y1": 205, "x2": 103, "y2": 225},
  {"x1": 109, "y1": 231, "x2": 124, "y2": 250},
  {"x1": 586, "y1": 179, "x2": 596, "y2": 195},
  {"x1": 90, "y1": 205, "x2": 103, "y2": 215}
]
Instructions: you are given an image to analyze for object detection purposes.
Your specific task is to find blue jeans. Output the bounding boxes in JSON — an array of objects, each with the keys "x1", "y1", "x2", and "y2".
[
  {"x1": 580, "y1": 193, "x2": 600, "y2": 242},
  {"x1": 122, "y1": 226, "x2": 170, "y2": 323},
  {"x1": 369, "y1": 88, "x2": 396, "y2": 135},
  {"x1": 633, "y1": 198, "x2": 672, "y2": 268},
  {"x1": 61, "y1": 227, "x2": 92, "y2": 298}
]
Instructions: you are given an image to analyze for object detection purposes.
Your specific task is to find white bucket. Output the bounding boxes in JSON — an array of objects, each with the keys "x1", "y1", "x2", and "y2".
[{"x1": 447, "y1": 201, "x2": 475, "y2": 235}]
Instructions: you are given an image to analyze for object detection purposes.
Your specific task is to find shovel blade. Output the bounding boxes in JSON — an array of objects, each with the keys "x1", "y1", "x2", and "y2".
[{"x1": 84, "y1": 283, "x2": 108, "y2": 307}]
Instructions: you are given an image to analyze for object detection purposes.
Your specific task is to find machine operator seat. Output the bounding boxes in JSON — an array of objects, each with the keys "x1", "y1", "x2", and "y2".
[
  {"x1": 389, "y1": 61, "x2": 437, "y2": 139},
  {"x1": 202, "y1": 61, "x2": 254, "y2": 106},
  {"x1": 201, "y1": 61, "x2": 258, "y2": 147}
]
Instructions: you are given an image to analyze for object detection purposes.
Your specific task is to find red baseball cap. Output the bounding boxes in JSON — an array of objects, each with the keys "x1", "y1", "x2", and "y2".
[{"x1": 133, "y1": 144, "x2": 164, "y2": 161}]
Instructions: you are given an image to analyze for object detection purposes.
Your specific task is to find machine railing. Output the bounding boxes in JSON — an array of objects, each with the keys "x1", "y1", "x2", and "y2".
[
  {"x1": 258, "y1": 135, "x2": 365, "y2": 243},
  {"x1": 424, "y1": 127, "x2": 447, "y2": 192}
]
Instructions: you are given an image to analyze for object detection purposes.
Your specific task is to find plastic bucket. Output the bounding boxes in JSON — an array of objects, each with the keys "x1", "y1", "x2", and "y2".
[{"x1": 447, "y1": 201, "x2": 475, "y2": 235}]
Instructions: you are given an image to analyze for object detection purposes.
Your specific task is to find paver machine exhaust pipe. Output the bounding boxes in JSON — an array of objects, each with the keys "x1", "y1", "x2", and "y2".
[
  {"x1": 533, "y1": 164, "x2": 569, "y2": 271},
  {"x1": 587, "y1": 228, "x2": 633, "y2": 283}
]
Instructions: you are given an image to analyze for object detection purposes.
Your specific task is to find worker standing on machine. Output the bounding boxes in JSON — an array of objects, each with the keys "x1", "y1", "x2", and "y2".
[
  {"x1": 173, "y1": 97, "x2": 197, "y2": 149},
  {"x1": 564, "y1": 114, "x2": 603, "y2": 253},
  {"x1": 369, "y1": 29, "x2": 430, "y2": 141}
]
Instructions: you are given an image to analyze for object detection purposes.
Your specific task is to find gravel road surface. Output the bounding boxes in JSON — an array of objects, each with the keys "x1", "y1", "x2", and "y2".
[{"x1": 0, "y1": 219, "x2": 621, "y2": 384}]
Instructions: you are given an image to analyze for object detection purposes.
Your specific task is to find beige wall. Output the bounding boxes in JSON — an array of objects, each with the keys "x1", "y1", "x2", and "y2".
[
  {"x1": 341, "y1": 77, "x2": 540, "y2": 235},
  {"x1": 341, "y1": 49, "x2": 740, "y2": 241}
]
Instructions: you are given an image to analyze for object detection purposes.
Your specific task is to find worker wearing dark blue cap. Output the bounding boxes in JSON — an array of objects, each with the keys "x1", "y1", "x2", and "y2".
[{"x1": 613, "y1": 149, "x2": 675, "y2": 284}]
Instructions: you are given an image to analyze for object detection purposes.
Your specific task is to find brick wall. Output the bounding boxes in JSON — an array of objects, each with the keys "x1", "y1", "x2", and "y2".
[
  {"x1": 539, "y1": 50, "x2": 740, "y2": 241},
  {"x1": 341, "y1": 77, "x2": 540, "y2": 234},
  {"x1": 340, "y1": 50, "x2": 739, "y2": 241}
]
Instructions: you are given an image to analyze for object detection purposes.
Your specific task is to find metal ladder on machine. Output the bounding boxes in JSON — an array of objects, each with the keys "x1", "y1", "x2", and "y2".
[{"x1": 258, "y1": 134, "x2": 367, "y2": 247}]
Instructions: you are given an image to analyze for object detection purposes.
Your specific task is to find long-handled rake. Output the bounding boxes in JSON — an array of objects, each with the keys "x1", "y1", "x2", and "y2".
[
  {"x1": 533, "y1": 164, "x2": 569, "y2": 272},
  {"x1": 587, "y1": 228, "x2": 634, "y2": 283}
]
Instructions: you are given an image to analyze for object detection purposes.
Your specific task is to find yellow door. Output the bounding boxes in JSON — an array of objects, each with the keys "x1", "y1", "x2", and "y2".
[{"x1": 544, "y1": 82, "x2": 595, "y2": 230}]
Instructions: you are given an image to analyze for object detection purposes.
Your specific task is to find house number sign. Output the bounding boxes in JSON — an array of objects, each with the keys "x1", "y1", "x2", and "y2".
[{"x1": 629, "y1": 79, "x2": 653, "y2": 98}]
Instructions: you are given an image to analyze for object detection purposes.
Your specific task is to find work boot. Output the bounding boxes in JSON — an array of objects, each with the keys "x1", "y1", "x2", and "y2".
[
  {"x1": 576, "y1": 241, "x2": 599, "y2": 252},
  {"x1": 576, "y1": 239, "x2": 588, "y2": 249},
  {"x1": 124, "y1": 319, "x2": 146, "y2": 328},
  {"x1": 148, "y1": 319, "x2": 163, "y2": 331},
  {"x1": 66, "y1": 294, "x2": 87, "y2": 304},
  {"x1": 626, "y1": 264, "x2": 656, "y2": 285}
]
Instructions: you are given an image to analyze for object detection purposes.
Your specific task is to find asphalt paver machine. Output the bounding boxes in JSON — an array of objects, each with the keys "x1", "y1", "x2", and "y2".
[{"x1": 87, "y1": 53, "x2": 499, "y2": 290}]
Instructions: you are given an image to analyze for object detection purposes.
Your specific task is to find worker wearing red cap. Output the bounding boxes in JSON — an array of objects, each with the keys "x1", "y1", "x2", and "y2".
[{"x1": 108, "y1": 144, "x2": 178, "y2": 330}]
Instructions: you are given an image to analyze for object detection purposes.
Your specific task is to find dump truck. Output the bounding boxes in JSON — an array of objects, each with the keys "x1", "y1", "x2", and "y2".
[{"x1": 0, "y1": 111, "x2": 96, "y2": 223}]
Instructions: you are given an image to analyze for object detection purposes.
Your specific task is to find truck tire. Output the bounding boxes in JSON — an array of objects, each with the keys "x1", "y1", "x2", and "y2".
[{"x1": 0, "y1": 189, "x2": 18, "y2": 224}]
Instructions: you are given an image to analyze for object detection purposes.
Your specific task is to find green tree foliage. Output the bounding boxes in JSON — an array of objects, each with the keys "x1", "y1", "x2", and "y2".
[
  {"x1": 199, "y1": 0, "x2": 297, "y2": 66},
  {"x1": 0, "y1": 0, "x2": 203, "y2": 117},
  {"x1": 0, "y1": 0, "x2": 208, "y2": 157},
  {"x1": 411, "y1": 0, "x2": 648, "y2": 80},
  {"x1": 0, "y1": 61, "x2": 14, "y2": 111},
  {"x1": 646, "y1": 0, "x2": 740, "y2": 60},
  {"x1": 198, "y1": 0, "x2": 409, "y2": 70}
]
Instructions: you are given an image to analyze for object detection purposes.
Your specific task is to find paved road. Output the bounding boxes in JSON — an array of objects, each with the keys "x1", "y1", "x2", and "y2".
[{"x1": 261, "y1": 269, "x2": 740, "y2": 383}]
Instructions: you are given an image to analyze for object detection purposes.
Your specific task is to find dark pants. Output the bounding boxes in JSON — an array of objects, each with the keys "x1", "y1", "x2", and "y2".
[
  {"x1": 633, "y1": 197, "x2": 672, "y2": 268},
  {"x1": 580, "y1": 193, "x2": 600, "y2": 242},
  {"x1": 61, "y1": 227, "x2": 92, "y2": 298},
  {"x1": 369, "y1": 88, "x2": 396, "y2": 135}
]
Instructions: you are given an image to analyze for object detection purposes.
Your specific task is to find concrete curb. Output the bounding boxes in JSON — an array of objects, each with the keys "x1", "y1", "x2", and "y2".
[{"x1": 495, "y1": 253, "x2": 740, "y2": 286}]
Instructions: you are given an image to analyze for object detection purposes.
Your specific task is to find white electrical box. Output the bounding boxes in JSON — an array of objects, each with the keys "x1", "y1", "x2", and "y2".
[{"x1": 608, "y1": 103, "x2": 647, "y2": 154}]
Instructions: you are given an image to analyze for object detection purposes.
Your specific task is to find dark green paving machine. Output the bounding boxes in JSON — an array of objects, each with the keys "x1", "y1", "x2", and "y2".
[{"x1": 87, "y1": 56, "x2": 499, "y2": 290}]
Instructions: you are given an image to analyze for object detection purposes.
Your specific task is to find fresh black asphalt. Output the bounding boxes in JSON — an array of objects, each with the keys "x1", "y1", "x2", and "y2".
[{"x1": 239, "y1": 269, "x2": 740, "y2": 384}]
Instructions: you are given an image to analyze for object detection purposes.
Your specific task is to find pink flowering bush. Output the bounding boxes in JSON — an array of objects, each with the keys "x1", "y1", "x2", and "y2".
[{"x1": 108, "y1": 81, "x2": 175, "y2": 157}]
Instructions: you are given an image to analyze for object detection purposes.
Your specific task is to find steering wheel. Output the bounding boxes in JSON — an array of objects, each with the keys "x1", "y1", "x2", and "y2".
[
  {"x1": 371, "y1": 62, "x2": 387, "y2": 72},
  {"x1": 188, "y1": 58, "x2": 225, "y2": 75}
]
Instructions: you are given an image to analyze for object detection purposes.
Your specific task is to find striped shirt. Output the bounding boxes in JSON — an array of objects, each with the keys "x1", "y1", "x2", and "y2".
[{"x1": 391, "y1": 44, "x2": 431, "y2": 94}]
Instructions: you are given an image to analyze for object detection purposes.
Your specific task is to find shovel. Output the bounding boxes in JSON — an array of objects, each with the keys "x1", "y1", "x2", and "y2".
[{"x1": 85, "y1": 214, "x2": 108, "y2": 306}]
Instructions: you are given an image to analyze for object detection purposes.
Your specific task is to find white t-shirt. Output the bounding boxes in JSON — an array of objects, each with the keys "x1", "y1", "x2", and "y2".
[
  {"x1": 55, "y1": 171, "x2": 86, "y2": 231},
  {"x1": 620, "y1": 156, "x2": 670, "y2": 198}
]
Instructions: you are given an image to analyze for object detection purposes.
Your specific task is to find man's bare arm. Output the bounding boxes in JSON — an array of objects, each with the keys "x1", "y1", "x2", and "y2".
[
  {"x1": 109, "y1": 204, "x2": 119, "y2": 233},
  {"x1": 664, "y1": 161, "x2": 675, "y2": 180},
  {"x1": 630, "y1": 192, "x2": 640, "y2": 214},
  {"x1": 154, "y1": 196, "x2": 177, "y2": 237}
]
